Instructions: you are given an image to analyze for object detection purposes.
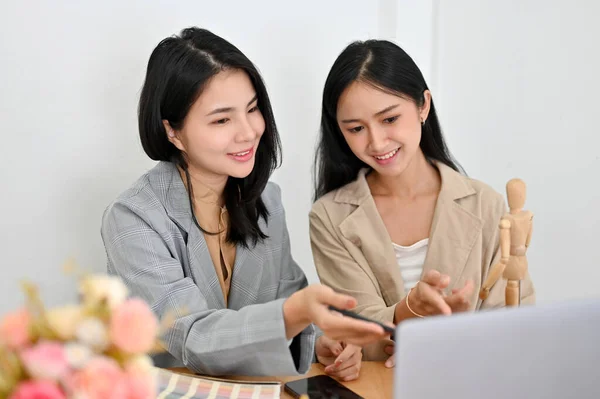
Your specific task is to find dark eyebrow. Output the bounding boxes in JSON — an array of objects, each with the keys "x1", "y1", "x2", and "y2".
[
  {"x1": 206, "y1": 94, "x2": 258, "y2": 116},
  {"x1": 206, "y1": 107, "x2": 233, "y2": 116},
  {"x1": 340, "y1": 104, "x2": 400, "y2": 123},
  {"x1": 247, "y1": 94, "x2": 258, "y2": 106}
]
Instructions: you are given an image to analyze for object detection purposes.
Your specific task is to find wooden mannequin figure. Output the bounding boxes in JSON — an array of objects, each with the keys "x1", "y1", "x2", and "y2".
[{"x1": 479, "y1": 178, "x2": 533, "y2": 306}]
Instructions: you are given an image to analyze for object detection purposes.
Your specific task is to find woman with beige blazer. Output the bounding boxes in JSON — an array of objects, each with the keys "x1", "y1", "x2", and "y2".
[{"x1": 309, "y1": 39, "x2": 535, "y2": 366}]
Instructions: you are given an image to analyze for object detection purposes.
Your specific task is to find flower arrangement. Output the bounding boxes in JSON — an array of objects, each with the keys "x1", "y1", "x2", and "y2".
[{"x1": 0, "y1": 267, "x2": 168, "y2": 399}]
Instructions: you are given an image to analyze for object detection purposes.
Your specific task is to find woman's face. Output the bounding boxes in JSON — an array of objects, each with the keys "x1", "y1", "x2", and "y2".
[
  {"x1": 336, "y1": 81, "x2": 430, "y2": 178},
  {"x1": 166, "y1": 68, "x2": 265, "y2": 181}
]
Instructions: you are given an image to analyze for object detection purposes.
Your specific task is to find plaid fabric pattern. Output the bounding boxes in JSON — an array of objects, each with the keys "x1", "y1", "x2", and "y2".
[
  {"x1": 154, "y1": 368, "x2": 280, "y2": 399},
  {"x1": 101, "y1": 161, "x2": 316, "y2": 376}
]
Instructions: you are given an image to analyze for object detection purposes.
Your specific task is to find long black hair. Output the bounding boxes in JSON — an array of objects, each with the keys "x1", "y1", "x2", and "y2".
[
  {"x1": 314, "y1": 39, "x2": 462, "y2": 201},
  {"x1": 138, "y1": 27, "x2": 281, "y2": 247}
]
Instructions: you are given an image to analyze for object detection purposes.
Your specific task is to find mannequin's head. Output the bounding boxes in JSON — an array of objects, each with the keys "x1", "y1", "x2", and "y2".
[{"x1": 506, "y1": 178, "x2": 526, "y2": 210}]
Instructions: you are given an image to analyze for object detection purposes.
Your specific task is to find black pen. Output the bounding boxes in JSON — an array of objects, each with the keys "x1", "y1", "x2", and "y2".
[{"x1": 328, "y1": 305, "x2": 396, "y2": 340}]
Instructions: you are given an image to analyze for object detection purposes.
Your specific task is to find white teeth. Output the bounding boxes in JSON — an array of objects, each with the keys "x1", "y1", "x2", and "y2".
[
  {"x1": 233, "y1": 151, "x2": 250, "y2": 156},
  {"x1": 375, "y1": 148, "x2": 399, "y2": 160}
]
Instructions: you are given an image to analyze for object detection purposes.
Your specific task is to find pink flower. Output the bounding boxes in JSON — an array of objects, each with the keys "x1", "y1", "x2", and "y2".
[
  {"x1": 109, "y1": 298, "x2": 158, "y2": 354},
  {"x1": 9, "y1": 380, "x2": 66, "y2": 399},
  {"x1": 65, "y1": 357, "x2": 127, "y2": 399},
  {"x1": 123, "y1": 368, "x2": 156, "y2": 399},
  {"x1": 0, "y1": 308, "x2": 31, "y2": 349},
  {"x1": 20, "y1": 341, "x2": 69, "y2": 381}
]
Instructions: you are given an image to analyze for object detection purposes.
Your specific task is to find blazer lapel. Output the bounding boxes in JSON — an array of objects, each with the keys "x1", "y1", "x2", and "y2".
[
  {"x1": 159, "y1": 162, "x2": 227, "y2": 309},
  {"x1": 227, "y1": 219, "x2": 265, "y2": 310},
  {"x1": 158, "y1": 162, "x2": 268, "y2": 310},
  {"x1": 337, "y1": 169, "x2": 406, "y2": 305},
  {"x1": 339, "y1": 200, "x2": 406, "y2": 304},
  {"x1": 335, "y1": 163, "x2": 483, "y2": 303},
  {"x1": 422, "y1": 163, "x2": 483, "y2": 291},
  {"x1": 186, "y1": 227, "x2": 227, "y2": 308},
  {"x1": 422, "y1": 194, "x2": 482, "y2": 291}
]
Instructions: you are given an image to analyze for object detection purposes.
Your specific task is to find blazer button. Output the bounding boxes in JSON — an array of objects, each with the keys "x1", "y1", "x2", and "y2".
[{"x1": 351, "y1": 237, "x2": 361, "y2": 247}]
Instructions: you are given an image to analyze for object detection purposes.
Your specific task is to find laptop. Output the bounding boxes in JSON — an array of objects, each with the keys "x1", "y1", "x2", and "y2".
[{"x1": 394, "y1": 298, "x2": 600, "y2": 399}]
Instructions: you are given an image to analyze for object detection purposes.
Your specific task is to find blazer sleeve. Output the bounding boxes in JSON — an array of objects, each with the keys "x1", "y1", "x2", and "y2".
[
  {"x1": 101, "y1": 195, "x2": 314, "y2": 376},
  {"x1": 270, "y1": 183, "x2": 318, "y2": 366},
  {"x1": 309, "y1": 202, "x2": 396, "y2": 324},
  {"x1": 479, "y1": 194, "x2": 536, "y2": 309}
]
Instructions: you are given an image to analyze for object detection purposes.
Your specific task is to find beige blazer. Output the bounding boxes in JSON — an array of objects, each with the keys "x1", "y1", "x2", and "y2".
[{"x1": 309, "y1": 162, "x2": 535, "y2": 359}]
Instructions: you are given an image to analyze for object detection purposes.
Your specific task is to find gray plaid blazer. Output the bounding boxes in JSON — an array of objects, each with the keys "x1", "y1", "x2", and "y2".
[{"x1": 101, "y1": 161, "x2": 316, "y2": 376}]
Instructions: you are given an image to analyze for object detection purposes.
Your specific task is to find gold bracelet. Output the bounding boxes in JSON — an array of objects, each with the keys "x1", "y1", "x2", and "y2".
[{"x1": 406, "y1": 287, "x2": 425, "y2": 318}]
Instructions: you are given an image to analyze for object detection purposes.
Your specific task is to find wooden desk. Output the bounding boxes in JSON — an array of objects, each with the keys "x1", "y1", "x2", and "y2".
[{"x1": 170, "y1": 361, "x2": 393, "y2": 398}]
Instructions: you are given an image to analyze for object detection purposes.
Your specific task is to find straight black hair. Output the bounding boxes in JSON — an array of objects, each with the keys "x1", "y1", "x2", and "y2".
[
  {"x1": 314, "y1": 39, "x2": 462, "y2": 201},
  {"x1": 138, "y1": 27, "x2": 281, "y2": 247}
]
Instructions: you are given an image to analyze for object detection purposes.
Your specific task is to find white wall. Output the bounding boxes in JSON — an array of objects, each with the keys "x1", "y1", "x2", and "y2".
[
  {"x1": 0, "y1": 0, "x2": 387, "y2": 313},
  {"x1": 2, "y1": 0, "x2": 598, "y2": 314},
  {"x1": 433, "y1": 0, "x2": 600, "y2": 303}
]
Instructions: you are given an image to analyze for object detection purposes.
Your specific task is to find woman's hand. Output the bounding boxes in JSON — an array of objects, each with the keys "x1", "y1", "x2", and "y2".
[
  {"x1": 384, "y1": 343, "x2": 395, "y2": 368},
  {"x1": 444, "y1": 279, "x2": 475, "y2": 312},
  {"x1": 316, "y1": 336, "x2": 363, "y2": 381},
  {"x1": 386, "y1": 278, "x2": 474, "y2": 367},
  {"x1": 405, "y1": 270, "x2": 453, "y2": 317},
  {"x1": 396, "y1": 271, "x2": 475, "y2": 322},
  {"x1": 283, "y1": 284, "x2": 390, "y2": 347}
]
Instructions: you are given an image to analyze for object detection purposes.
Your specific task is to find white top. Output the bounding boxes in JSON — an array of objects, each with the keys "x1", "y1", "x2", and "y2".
[{"x1": 392, "y1": 238, "x2": 429, "y2": 293}]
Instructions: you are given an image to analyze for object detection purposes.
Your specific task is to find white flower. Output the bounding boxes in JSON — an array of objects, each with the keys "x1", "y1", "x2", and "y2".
[
  {"x1": 75, "y1": 318, "x2": 109, "y2": 352},
  {"x1": 46, "y1": 305, "x2": 83, "y2": 340},
  {"x1": 64, "y1": 342, "x2": 93, "y2": 369},
  {"x1": 124, "y1": 354, "x2": 154, "y2": 373},
  {"x1": 79, "y1": 275, "x2": 128, "y2": 310}
]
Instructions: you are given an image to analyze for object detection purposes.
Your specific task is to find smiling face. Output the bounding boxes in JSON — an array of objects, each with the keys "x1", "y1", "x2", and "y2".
[
  {"x1": 336, "y1": 80, "x2": 431, "y2": 178},
  {"x1": 164, "y1": 68, "x2": 265, "y2": 181}
]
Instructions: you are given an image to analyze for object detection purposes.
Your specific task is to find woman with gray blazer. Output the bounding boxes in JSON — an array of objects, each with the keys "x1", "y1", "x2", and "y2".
[{"x1": 100, "y1": 27, "x2": 389, "y2": 379}]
